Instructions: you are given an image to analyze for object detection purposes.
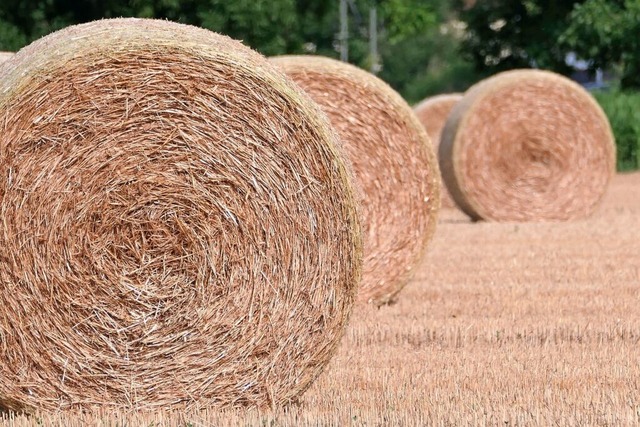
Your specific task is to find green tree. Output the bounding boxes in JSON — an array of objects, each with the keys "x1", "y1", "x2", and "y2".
[
  {"x1": 382, "y1": 34, "x2": 477, "y2": 103},
  {"x1": 560, "y1": 0, "x2": 640, "y2": 89},
  {"x1": 380, "y1": 0, "x2": 437, "y2": 43},
  {"x1": 0, "y1": 0, "x2": 475, "y2": 100},
  {"x1": 197, "y1": 0, "x2": 299, "y2": 55},
  {"x1": 0, "y1": 0, "x2": 70, "y2": 49},
  {"x1": 378, "y1": 1, "x2": 477, "y2": 102},
  {"x1": 0, "y1": 20, "x2": 26, "y2": 51},
  {"x1": 457, "y1": 0, "x2": 583, "y2": 76}
]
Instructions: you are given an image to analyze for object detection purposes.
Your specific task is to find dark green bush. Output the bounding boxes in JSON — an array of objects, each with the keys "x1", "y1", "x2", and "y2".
[{"x1": 593, "y1": 90, "x2": 640, "y2": 171}]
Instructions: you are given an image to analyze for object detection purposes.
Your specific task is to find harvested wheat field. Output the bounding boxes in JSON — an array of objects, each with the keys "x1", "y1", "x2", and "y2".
[{"x1": 3, "y1": 173, "x2": 640, "y2": 425}]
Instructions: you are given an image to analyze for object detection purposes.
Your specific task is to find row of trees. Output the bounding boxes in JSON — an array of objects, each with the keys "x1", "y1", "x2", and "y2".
[
  {"x1": 0, "y1": 1, "x2": 639, "y2": 101},
  {"x1": 460, "y1": 0, "x2": 640, "y2": 91},
  {"x1": 0, "y1": 0, "x2": 475, "y2": 102}
]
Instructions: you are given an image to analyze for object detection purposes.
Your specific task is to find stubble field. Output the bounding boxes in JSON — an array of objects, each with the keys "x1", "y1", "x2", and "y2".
[{"x1": 3, "y1": 173, "x2": 640, "y2": 426}]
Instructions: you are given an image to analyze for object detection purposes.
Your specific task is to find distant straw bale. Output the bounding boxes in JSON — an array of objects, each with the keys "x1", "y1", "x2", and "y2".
[
  {"x1": 0, "y1": 19, "x2": 362, "y2": 412},
  {"x1": 440, "y1": 69, "x2": 616, "y2": 221},
  {"x1": 414, "y1": 93, "x2": 463, "y2": 209},
  {"x1": 271, "y1": 55, "x2": 440, "y2": 305}
]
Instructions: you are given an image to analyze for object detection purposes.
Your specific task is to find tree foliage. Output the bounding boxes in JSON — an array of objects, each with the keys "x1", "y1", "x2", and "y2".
[
  {"x1": 357, "y1": 0, "x2": 476, "y2": 102},
  {"x1": 0, "y1": 0, "x2": 303, "y2": 55},
  {"x1": 0, "y1": 0, "x2": 478, "y2": 101},
  {"x1": 456, "y1": 0, "x2": 640, "y2": 90},
  {"x1": 594, "y1": 89, "x2": 640, "y2": 170},
  {"x1": 378, "y1": 15, "x2": 477, "y2": 102},
  {"x1": 457, "y1": 0, "x2": 581, "y2": 76},
  {"x1": 380, "y1": 0, "x2": 437, "y2": 43},
  {"x1": 560, "y1": 0, "x2": 640, "y2": 89}
]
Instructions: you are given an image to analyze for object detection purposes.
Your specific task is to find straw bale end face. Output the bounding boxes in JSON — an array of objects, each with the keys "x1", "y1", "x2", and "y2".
[
  {"x1": 271, "y1": 55, "x2": 440, "y2": 306},
  {"x1": 439, "y1": 69, "x2": 616, "y2": 222},
  {"x1": 413, "y1": 93, "x2": 463, "y2": 209},
  {"x1": 0, "y1": 19, "x2": 361, "y2": 412}
]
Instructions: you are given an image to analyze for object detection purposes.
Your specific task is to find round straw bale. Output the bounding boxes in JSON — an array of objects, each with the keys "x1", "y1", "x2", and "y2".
[
  {"x1": 0, "y1": 19, "x2": 362, "y2": 412},
  {"x1": 413, "y1": 93, "x2": 463, "y2": 209},
  {"x1": 0, "y1": 52, "x2": 13, "y2": 64},
  {"x1": 440, "y1": 69, "x2": 616, "y2": 221},
  {"x1": 271, "y1": 55, "x2": 440, "y2": 306}
]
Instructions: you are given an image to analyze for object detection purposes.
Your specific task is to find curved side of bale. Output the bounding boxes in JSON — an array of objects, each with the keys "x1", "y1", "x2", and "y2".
[
  {"x1": 439, "y1": 87, "x2": 492, "y2": 220},
  {"x1": 0, "y1": 19, "x2": 362, "y2": 412},
  {"x1": 271, "y1": 55, "x2": 440, "y2": 306},
  {"x1": 413, "y1": 93, "x2": 463, "y2": 209},
  {"x1": 439, "y1": 69, "x2": 616, "y2": 222}
]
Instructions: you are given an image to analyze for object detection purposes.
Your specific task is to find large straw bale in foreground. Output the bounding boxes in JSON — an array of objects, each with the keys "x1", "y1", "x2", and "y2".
[
  {"x1": 0, "y1": 19, "x2": 362, "y2": 412},
  {"x1": 272, "y1": 56, "x2": 440, "y2": 305},
  {"x1": 414, "y1": 93, "x2": 463, "y2": 209},
  {"x1": 440, "y1": 69, "x2": 615, "y2": 221}
]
